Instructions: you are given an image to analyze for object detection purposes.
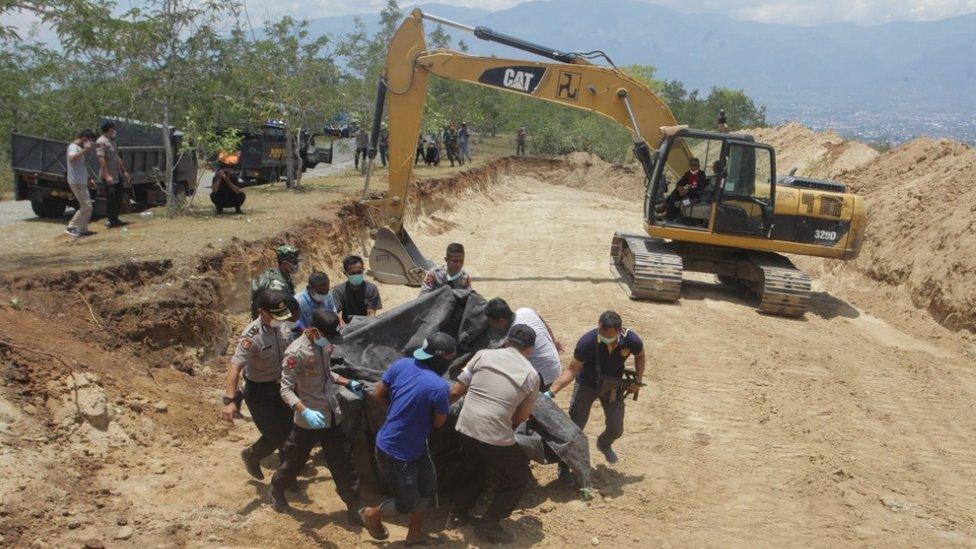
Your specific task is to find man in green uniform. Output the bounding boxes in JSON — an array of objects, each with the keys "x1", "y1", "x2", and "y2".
[{"x1": 251, "y1": 245, "x2": 301, "y2": 318}]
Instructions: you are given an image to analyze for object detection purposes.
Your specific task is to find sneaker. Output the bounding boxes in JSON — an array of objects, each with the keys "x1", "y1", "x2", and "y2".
[
  {"x1": 240, "y1": 448, "x2": 264, "y2": 480},
  {"x1": 64, "y1": 227, "x2": 80, "y2": 237},
  {"x1": 269, "y1": 483, "x2": 290, "y2": 513},
  {"x1": 597, "y1": 443, "x2": 619, "y2": 464},
  {"x1": 475, "y1": 522, "x2": 514, "y2": 544}
]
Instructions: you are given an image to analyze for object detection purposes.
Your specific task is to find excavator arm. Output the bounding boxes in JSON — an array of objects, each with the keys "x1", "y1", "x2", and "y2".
[{"x1": 367, "y1": 9, "x2": 686, "y2": 285}]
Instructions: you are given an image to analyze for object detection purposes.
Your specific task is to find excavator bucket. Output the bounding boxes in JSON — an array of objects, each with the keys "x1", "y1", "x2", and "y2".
[{"x1": 368, "y1": 226, "x2": 435, "y2": 286}]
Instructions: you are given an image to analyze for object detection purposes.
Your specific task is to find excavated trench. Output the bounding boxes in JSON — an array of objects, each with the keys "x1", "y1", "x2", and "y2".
[{"x1": 3, "y1": 152, "x2": 976, "y2": 547}]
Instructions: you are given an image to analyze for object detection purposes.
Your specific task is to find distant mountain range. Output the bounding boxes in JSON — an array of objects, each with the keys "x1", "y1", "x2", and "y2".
[{"x1": 305, "y1": 0, "x2": 976, "y2": 141}]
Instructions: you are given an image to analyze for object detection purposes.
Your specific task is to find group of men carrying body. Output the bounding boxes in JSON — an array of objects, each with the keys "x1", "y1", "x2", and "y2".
[{"x1": 223, "y1": 242, "x2": 645, "y2": 544}]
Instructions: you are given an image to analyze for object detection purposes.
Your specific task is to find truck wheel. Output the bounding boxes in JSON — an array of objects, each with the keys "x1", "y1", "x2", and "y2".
[{"x1": 31, "y1": 197, "x2": 68, "y2": 218}]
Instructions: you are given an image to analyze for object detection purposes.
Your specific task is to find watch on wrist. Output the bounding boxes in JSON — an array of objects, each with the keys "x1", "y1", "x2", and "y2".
[{"x1": 222, "y1": 396, "x2": 235, "y2": 406}]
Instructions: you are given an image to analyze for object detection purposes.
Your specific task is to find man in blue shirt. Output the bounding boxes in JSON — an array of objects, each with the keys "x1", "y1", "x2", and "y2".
[
  {"x1": 546, "y1": 311, "x2": 645, "y2": 468},
  {"x1": 294, "y1": 271, "x2": 336, "y2": 329},
  {"x1": 360, "y1": 333, "x2": 456, "y2": 544}
]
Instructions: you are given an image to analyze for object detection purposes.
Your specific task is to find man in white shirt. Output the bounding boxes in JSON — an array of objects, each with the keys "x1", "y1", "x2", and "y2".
[
  {"x1": 485, "y1": 297, "x2": 564, "y2": 390},
  {"x1": 449, "y1": 324, "x2": 540, "y2": 544},
  {"x1": 65, "y1": 129, "x2": 97, "y2": 237}
]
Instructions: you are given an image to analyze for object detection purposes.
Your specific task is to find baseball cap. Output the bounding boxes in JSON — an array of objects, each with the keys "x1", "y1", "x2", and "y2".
[
  {"x1": 275, "y1": 245, "x2": 300, "y2": 263},
  {"x1": 261, "y1": 290, "x2": 293, "y2": 321},
  {"x1": 505, "y1": 324, "x2": 536, "y2": 348},
  {"x1": 413, "y1": 332, "x2": 458, "y2": 361}
]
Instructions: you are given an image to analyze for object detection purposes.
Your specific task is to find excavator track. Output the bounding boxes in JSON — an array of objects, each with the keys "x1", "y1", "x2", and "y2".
[
  {"x1": 611, "y1": 232, "x2": 683, "y2": 302},
  {"x1": 747, "y1": 253, "x2": 812, "y2": 318}
]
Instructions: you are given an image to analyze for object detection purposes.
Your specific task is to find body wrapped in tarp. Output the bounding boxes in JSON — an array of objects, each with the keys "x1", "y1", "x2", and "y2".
[{"x1": 328, "y1": 285, "x2": 592, "y2": 492}]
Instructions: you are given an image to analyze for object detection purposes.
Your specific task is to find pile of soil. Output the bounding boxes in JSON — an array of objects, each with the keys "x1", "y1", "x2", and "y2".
[{"x1": 755, "y1": 125, "x2": 976, "y2": 332}]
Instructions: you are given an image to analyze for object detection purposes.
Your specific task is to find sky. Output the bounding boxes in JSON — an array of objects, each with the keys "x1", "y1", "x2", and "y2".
[{"x1": 252, "y1": 0, "x2": 976, "y2": 25}]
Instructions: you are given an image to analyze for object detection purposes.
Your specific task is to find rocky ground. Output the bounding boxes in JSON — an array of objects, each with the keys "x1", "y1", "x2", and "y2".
[{"x1": 1, "y1": 128, "x2": 974, "y2": 547}]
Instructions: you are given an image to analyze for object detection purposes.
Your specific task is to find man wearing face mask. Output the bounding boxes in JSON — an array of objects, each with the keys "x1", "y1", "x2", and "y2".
[
  {"x1": 269, "y1": 309, "x2": 366, "y2": 517},
  {"x1": 331, "y1": 255, "x2": 382, "y2": 324},
  {"x1": 360, "y1": 333, "x2": 456, "y2": 543},
  {"x1": 660, "y1": 157, "x2": 705, "y2": 221},
  {"x1": 251, "y1": 245, "x2": 301, "y2": 319},
  {"x1": 546, "y1": 311, "x2": 645, "y2": 468},
  {"x1": 221, "y1": 290, "x2": 296, "y2": 481},
  {"x1": 419, "y1": 242, "x2": 472, "y2": 295},
  {"x1": 294, "y1": 271, "x2": 336, "y2": 329}
]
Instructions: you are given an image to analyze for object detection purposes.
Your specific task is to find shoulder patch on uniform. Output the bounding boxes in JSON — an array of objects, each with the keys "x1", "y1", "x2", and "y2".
[
  {"x1": 240, "y1": 338, "x2": 253, "y2": 350},
  {"x1": 285, "y1": 356, "x2": 297, "y2": 369},
  {"x1": 244, "y1": 324, "x2": 261, "y2": 336}
]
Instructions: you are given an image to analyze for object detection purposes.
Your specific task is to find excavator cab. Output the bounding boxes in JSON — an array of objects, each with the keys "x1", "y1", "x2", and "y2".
[{"x1": 647, "y1": 128, "x2": 776, "y2": 239}]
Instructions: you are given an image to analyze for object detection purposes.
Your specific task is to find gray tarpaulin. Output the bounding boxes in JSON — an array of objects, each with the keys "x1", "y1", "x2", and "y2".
[{"x1": 329, "y1": 285, "x2": 592, "y2": 492}]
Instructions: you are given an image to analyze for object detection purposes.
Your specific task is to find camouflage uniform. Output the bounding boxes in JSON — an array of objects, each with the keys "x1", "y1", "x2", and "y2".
[
  {"x1": 419, "y1": 264, "x2": 472, "y2": 295},
  {"x1": 250, "y1": 268, "x2": 295, "y2": 318}
]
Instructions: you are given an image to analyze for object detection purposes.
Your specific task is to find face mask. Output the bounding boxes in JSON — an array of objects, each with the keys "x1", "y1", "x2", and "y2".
[
  {"x1": 312, "y1": 292, "x2": 329, "y2": 303},
  {"x1": 445, "y1": 269, "x2": 464, "y2": 282},
  {"x1": 314, "y1": 336, "x2": 330, "y2": 348},
  {"x1": 348, "y1": 274, "x2": 364, "y2": 285},
  {"x1": 269, "y1": 319, "x2": 283, "y2": 328},
  {"x1": 597, "y1": 334, "x2": 617, "y2": 345}
]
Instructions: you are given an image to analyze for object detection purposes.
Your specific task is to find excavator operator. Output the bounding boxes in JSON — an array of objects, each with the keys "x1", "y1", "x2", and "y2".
[{"x1": 660, "y1": 157, "x2": 705, "y2": 221}]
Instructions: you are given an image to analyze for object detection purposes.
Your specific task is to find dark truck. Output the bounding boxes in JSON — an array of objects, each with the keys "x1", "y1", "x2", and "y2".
[
  {"x1": 10, "y1": 121, "x2": 198, "y2": 218},
  {"x1": 229, "y1": 121, "x2": 334, "y2": 186}
]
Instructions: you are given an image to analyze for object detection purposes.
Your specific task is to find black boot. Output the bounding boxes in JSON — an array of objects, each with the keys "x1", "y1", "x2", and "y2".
[
  {"x1": 241, "y1": 448, "x2": 264, "y2": 480},
  {"x1": 269, "y1": 481, "x2": 291, "y2": 513}
]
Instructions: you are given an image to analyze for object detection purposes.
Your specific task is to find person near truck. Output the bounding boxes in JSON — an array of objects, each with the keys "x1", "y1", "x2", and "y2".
[
  {"x1": 330, "y1": 255, "x2": 382, "y2": 324},
  {"x1": 419, "y1": 242, "x2": 472, "y2": 295},
  {"x1": 448, "y1": 324, "x2": 540, "y2": 544},
  {"x1": 354, "y1": 127, "x2": 369, "y2": 171},
  {"x1": 545, "y1": 311, "x2": 645, "y2": 470},
  {"x1": 484, "y1": 298, "x2": 564, "y2": 391},
  {"x1": 268, "y1": 309, "x2": 366, "y2": 519},
  {"x1": 210, "y1": 160, "x2": 245, "y2": 215},
  {"x1": 360, "y1": 333, "x2": 457, "y2": 544},
  {"x1": 251, "y1": 245, "x2": 301, "y2": 319},
  {"x1": 96, "y1": 121, "x2": 132, "y2": 228},
  {"x1": 221, "y1": 290, "x2": 295, "y2": 481},
  {"x1": 65, "y1": 129, "x2": 97, "y2": 238}
]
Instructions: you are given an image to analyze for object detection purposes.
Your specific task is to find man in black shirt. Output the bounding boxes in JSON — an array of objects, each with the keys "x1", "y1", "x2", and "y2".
[{"x1": 330, "y1": 255, "x2": 382, "y2": 324}]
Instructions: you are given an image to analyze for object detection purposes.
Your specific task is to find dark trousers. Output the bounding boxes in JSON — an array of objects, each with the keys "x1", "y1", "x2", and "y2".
[
  {"x1": 243, "y1": 378, "x2": 293, "y2": 459},
  {"x1": 415, "y1": 146, "x2": 424, "y2": 165},
  {"x1": 355, "y1": 147, "x2": 368, "y2": 169},
  {"x1": 454, "y1": 435, "x2": 530, "y2": 524},
  {"x1": 568, "y1": 382, "x2": 625, "y2": 449},
  {"x1": 210, "y1": 190, "x2": 245, "y2": 213},
  {"x1": 379, "y1": 146, "x2": 388, "y2": 167},
  {"x1": 665, "y1": 188, "x2": 701, "y2": 220},
  {"x1": 101, "y1": 179, "x2": 124, "y2": 223},
  {"x1": 271, "y1": 424, "x2": 360, "y2": 509},
  {"x1": 516, "y1": 141, "x2": 526, "y2": 156},
  {"x1": 376, "y1": 447, "x2": 436, "y2": 516}
]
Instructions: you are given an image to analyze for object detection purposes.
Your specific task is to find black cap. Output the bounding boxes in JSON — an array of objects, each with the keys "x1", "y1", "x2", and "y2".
[
  {"x1": 505, "y1": 324, "x2": 536, "y2": 348},
  {"x1": 260, "y1": 290, "x2": 292, "y2": 321},
  {"x1": 414, "y1": 332, "x2": 457, "y2": 360}
]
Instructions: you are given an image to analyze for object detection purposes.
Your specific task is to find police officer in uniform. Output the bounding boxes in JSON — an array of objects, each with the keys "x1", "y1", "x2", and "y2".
[
  {"x1": 251, "y1": 245, "x2": 301, "y2": 318},
  {"x1": 221, "y1": 290, "x2": 296, "y2": 480},
  {"x1": 419, "y1": 242, "x2": 472, "y2": 295},
  {"x1": 269, "y1": 309, "x2": 367, "y2": 521}
]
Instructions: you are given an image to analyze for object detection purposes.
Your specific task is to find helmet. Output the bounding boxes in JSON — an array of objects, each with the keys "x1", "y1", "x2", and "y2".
[{"x1": 275, "y1": 245, "x2": 300, "y2": 264}]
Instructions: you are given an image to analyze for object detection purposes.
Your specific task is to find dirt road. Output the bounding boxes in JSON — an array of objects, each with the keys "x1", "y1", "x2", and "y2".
[{"x1": 3, "y1": 156, "x2": 975, "y2": 547}]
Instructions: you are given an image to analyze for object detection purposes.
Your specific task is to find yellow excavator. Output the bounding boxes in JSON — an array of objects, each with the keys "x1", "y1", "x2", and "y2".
[{"x1": 362, "y1": 9, "x2": 867, "y2": 317}]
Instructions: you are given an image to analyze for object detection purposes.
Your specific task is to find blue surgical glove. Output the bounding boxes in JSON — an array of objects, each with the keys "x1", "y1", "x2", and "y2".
[
  {"x1": 347, "y1": 380, "x2": 365, "y2": 400},
  {"x1": 301, "y1": 408, "x2": 327, "y2": 429},
  {"x1": 542, "y1": 390, "x2": 555, "y2": 399}
]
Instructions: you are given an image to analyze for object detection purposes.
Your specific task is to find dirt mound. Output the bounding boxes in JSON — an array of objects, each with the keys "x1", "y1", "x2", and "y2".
[
  {"x1": 752, "y1": 123, "x2": 880, "y2": 180},
  {"x1": 764, "y1": 126, "x2": 976, "y2": 332}
]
